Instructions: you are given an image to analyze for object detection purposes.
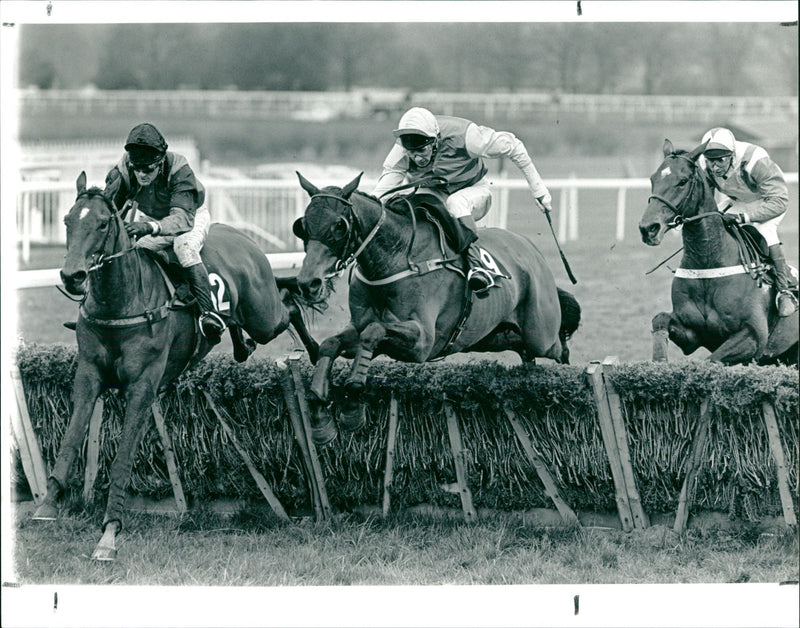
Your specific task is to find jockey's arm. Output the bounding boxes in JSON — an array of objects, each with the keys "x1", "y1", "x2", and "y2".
[
  {"x1": 465, "y1": 123, "x2": 552, "y2": 210},
  {"x1": 153, "y1": 206, "x2": 194, "y2": 237},
  {"x1": 746, "y1": 155, "x2": 789, "y2": 223},
  {"x1": 372, "y1": 144, "x2": 408, "y2": 199}
]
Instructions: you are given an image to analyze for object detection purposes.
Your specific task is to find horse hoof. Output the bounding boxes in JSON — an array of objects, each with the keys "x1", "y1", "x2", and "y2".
[
  {"x1": 338, "y1": 404, "x2": 366, "y2": 433},
  {"x1": 32, "y1": 503, "x2": 58, "y2": 521},
  {"x1": 91, "y1": 546, "x2": 117, "y2": 562},
  {"x1": 234, "y1": 338, "x2": 257, "y2": 363},
  {"x1": 311, "y1": 406, "x2": 338, "y2": 446}
]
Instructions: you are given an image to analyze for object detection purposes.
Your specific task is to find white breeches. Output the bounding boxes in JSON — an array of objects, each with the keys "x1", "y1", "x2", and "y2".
[
  {"x1": 425, "y1": 179, "x2": 493, "y2": 221},
  {"x1": 136, "y1": 206, "x2": 211, "y2": 267}
]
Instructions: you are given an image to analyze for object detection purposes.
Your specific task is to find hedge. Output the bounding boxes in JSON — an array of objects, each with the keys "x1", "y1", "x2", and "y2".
[{"x1": 14, "y1": 343, "x2": 799, "y2": 521}]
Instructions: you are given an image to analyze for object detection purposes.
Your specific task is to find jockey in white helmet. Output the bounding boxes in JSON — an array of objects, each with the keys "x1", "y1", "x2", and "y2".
[
  {"x1": 373, "y1": 107, "x2": 552, "y2": 296},
  {"x1": 699, "y1": 126, "x2": 797, "y2": 316}
]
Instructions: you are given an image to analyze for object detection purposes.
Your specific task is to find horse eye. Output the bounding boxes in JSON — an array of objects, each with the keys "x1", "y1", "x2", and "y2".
[
  {"x1": 97, "y1": 220, "x2": 109, "y2": 231},
  {"x1": 332, "y1": 218, "x2": 348, "y2": 238},
  {"x1": 678, "y1": 178, "x2": 689, "y2": 186}
]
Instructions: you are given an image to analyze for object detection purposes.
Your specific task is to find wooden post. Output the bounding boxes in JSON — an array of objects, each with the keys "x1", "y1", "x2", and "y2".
[
  {"x1": 382, "y1": 394, "x2": 400, "y2": 519},
  {"x1": 201, "y1": 390, "x2": 289, "y2": 522},
  {"x1": 288, "y1": 355, "x2": 332, "y2": 521},
  {"x1": 151, "y1": 400, "x2": 187, "y2": 514},
  {"x1": 674, "y1": 398, "x2": 712, "y2": 534},
  {"x1": 10, "y1": 365, "x2": 48, "y2": 504},
  {"x1": 585, "y1": 361, "x2": 635, "y2": 531},
  {"x1": 602, "y1": 357, "x2": 649, "y2": 529},
  {"x1": 83, "y1": 398, "x2": 104, "y2": 504},
  {"x1": 442, "y1": 401, "x2": 477, "y2": 523},
  {"x1": 761, "y1": 401, "x2": 797, "y2": 527},
  {"x1": 504, "y1": 402, "x2": 579, "y2": 526}
]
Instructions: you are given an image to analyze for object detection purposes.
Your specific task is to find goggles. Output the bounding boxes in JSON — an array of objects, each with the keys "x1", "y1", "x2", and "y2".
[
  {"x1": 400, "y1": 134, "x2": 435, "y2": 152},
  {"x1": 131, "y1": 159, "x2": 162, "y2": 174}
]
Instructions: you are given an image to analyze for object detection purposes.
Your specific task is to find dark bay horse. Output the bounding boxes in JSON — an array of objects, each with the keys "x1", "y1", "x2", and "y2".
[
  {"x1": 639, "y1": 140, "x2": 798, "y2": 365},
  {"x1": 292, "y1": 172, "x2": 581, "y2": 444},
  {"x1": 32, "y1": 172, "x2": 318, "y2": 560}
]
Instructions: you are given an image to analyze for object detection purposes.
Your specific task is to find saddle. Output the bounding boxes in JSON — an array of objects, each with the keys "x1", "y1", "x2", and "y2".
[
  {"x1": 384, "y1": 192, "x2": 506, "y2": 284},
  {"x1": 141, "y1": 248, "x2": 196, "y2": 310}
]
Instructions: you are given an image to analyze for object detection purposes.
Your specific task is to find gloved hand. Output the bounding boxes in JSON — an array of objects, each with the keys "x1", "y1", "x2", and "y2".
[
  {"x1": 535, "y1": 191, "x2": 553, "y2": 213},
  {"x1": 721, "y1": 212, "x2": 747, "y2": 226},
  {"x1": 125, "y1": 221, "x2": 154, "y2": 239}
]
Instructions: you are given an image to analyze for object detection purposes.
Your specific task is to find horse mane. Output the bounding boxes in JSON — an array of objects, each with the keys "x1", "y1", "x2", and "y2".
[{"x1": 354, "y1": 189, "x2": 382, "y2": 205}]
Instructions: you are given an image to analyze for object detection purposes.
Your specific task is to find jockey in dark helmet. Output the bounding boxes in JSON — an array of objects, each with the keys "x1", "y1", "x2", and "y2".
[
  {"x1": 95, "y1": 122, "x2": 226, "y2": 342},
  {"x1": 373, "y1": 107, "x2": 553, "y2": 297},
  {"x1": 700, "y1": 127, "x2": 798, "y2": 317}
]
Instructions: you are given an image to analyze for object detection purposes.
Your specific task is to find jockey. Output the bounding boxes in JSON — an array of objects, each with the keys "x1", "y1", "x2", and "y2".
[
  {"x1": 699, "y1": 126, "x2": 798, "y2": 317},
  {"x1": 104, "y1": 122, "x2": 227, "y2": 342},
  {"x1": 373, "y1": 107, "x2": 552, "y2": 296}
]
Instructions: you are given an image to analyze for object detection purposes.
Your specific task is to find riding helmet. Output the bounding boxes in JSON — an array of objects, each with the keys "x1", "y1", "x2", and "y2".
[
  {"x1": 393, "y1": 107, "x2": 440, "y2": 140},
  {"x1": 125, "y1": 123, "x2": 168, "y2": 166},
  {"x1": 702, "y1": 127, "x2": 735, "y2": 158}
]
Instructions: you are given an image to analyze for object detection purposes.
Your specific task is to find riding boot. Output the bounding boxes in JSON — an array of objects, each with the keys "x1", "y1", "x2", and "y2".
[
  {"x1": 184, "y1": 262, "x2": 227, "y2": 342},
  {"x1": 769, "y1": 244, "x2": 798, "y2": 316},
  {"x1": 456, "y1": 216, "x2": 494, "y2": 296}
]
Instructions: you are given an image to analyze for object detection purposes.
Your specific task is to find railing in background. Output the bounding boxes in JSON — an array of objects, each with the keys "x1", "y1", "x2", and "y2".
[
  {"x1": 18, "y1": 88, "x2": 799, "y2": 123},
  {"x1": 15, "y1": 174, "x2": 799, "y2": 265}
]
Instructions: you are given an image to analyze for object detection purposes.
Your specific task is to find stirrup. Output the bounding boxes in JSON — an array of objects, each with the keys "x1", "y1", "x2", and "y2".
[
  {"x1": 199, "y1": 311, "x2": 227, "y2": 338},
  {"x1": 776, "y1": 290, "x2": 798, "y2": 317}
]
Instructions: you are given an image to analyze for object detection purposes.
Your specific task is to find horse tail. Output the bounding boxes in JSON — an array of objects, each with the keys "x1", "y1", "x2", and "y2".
[{"x1": 557, "y1": 287, "x2": 581, "y2": 342}]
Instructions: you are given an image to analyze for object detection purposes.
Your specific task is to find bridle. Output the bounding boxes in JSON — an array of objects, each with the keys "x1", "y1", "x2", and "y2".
[
  {"x1": 78, "y1": 191, "x2": 137, "y2": 273},
  {"x1": 307, "y1": 191, "x2": 386, "y2": 278},
  {"x1": 647, "y1": 154, "x2": 719, "y2": 228}
]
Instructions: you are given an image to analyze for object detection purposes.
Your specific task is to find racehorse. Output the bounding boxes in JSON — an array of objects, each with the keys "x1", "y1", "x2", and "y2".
[
  {"x1": 639, "y1": 140, "x2": 798, "y2": 365},
  {"x1": 32, "y1": 172, "x2": 318, "y2": 560},
  {"x1": 292, "y1": 172, "x2": 581, "y2": 444}
]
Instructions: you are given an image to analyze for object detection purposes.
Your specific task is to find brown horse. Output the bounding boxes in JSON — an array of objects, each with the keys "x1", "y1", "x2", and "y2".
[
  {"x1": 32, "y1": 172, "x2": 318, "y2": 560},
  {"x1": 639, "y1": 140, "x2": 798, "y2": 365},
  {"x1": 292, "y1": 172, "x2": 581, "y2": 444}
]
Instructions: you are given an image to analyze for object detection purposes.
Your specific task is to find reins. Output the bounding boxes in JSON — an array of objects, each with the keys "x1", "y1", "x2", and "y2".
[{"x1": 67, "y1": 191, "x2": 173, "y2": 329}]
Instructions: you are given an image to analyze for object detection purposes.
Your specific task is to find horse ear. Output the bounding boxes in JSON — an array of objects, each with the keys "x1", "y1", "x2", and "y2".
[
  {"x1": 76, "y1": 171, "x2": 87, "y2": 194},
  {"x1": 341, "y1": 172, "x2": 363, "y2": 200},
  {"x1": 662, "y1": 139, "x2": 674, "y2": 157},
  {"x1": 297, "y1": 172, "x2": 320, "y2": 198},
  {"x1": 292, "y1": 217, "x2": 308, "y2": 242},
  {"x1": 688, "y1": 140, "x2": 709, "y2": 162}
]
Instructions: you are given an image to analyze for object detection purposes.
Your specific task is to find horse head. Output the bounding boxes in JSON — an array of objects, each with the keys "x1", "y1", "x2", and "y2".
[
  {"x1": 639, "y1": 139, "x2": 709, "y2": 246},
  {"x1": 61, "y1": 172, "x2": 127, "y2": 295},
  {"x1": 293, "y1": 171, "x2": 363, "y2": 303}
]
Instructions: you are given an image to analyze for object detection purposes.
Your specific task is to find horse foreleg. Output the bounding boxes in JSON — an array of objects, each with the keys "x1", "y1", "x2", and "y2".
[
  {"x1": 307, "y1": 325, "x2": 360, "y2": 445},
  {"x1": 95, "y1": 373, "x2": 160, "y2": 561},
  {"x1": 708, "y1": 327, "x2": 763, "y2": 365},
  {"x1": 652, "y1": 312, "x2": 703, "y2": 361},
  {"x1": 33, "y1": 360, "x2": 103, "y2": 520},
  {"x1": 337, "y1": 322, "x2": 389, "y2": 433}
]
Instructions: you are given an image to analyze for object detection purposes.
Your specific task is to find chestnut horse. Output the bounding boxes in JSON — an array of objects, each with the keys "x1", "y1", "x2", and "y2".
[
  {"x1": 32, "y1": 172, "x2": 318, "y2": 560},
  {"x1": 292, "y1": 172, "x2": 581, "y2": 444},
  {"x1": 639, "y1": 140, "x2": 797, "y2": 365}
]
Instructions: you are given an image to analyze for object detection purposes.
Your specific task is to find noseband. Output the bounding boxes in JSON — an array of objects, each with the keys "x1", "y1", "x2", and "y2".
[{"x1": 309, "y1": 191, "x2": 386, "y2": 277}]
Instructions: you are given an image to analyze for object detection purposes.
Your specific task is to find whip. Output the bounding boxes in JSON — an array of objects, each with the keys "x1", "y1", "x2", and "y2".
[{"x1": 538, "y1": 200, "x2": 577, "y2": 284}]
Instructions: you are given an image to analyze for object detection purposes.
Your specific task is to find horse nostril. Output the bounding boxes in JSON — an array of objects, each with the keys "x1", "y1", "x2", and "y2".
[
  {"x1": 61, "y1": 270, "x2": 87, "y2": 285},
  {"x1": 307, "y1": 278, "x2": 323, "y2": 296}
]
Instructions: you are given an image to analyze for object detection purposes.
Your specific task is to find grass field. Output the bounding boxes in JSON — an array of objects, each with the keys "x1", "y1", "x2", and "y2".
[{"x1": 9, "y1": 501, "x2": 799, "y2": 587}]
